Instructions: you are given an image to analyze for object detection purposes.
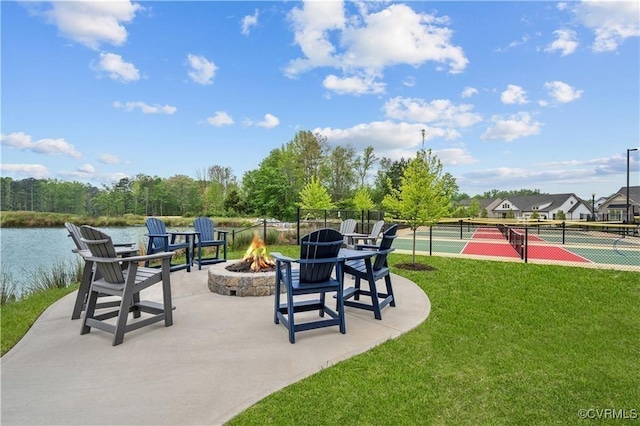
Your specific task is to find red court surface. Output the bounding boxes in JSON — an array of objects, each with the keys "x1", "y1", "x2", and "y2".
[
  {"x1": 462, "y1": 241, "x2": 520, "y2": 258},
  {"x1": 526, "y1": 245, "x2": 590, "y2": 263},
  {"x1": 462, "y1": 240, "x2": 591, "y2": 263}
]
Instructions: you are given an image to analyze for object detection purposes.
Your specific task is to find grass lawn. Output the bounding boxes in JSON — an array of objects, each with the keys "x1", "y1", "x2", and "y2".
[
  {"x1": 2, "y1": 250, "x2": 638, "y2": 423},
  {"x1": 230, "y1": 253, "x2": 639, "y2": 425}
]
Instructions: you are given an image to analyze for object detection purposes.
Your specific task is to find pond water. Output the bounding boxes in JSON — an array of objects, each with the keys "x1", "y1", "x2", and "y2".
[{"x1": 0, "y1": 226, "x2": 150, "y2": 294}]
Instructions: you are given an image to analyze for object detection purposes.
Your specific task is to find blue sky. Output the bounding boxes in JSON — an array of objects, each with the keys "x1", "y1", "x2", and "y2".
[{"x1": 1, "y1": 0, "x2": 638, "y2": 201}]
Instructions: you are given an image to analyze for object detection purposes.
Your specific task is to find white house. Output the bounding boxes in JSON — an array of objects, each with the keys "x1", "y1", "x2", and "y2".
[
  {"x1": 469, "y1": 193, "x2": 591, "y2": 220},
  {"x1": 598, "y1": 186, "x2": 640, "y2": 222}
]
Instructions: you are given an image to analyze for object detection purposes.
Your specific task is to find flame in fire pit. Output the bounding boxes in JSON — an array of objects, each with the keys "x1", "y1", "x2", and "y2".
[{"x1": 243, "y1": 234, "x2": 276, "y2": 272}]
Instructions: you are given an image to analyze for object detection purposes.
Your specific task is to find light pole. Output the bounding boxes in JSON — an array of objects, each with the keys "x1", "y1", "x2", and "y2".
[
  {"x1": 421, "y1": 129, "x2": 426, "y2": 151},
  {"x1": 591, "y1": 192, "x2": 595, "y2": 220},
  {"x1": 627, "y1": 148, "x2": 638, "y2": 222}
]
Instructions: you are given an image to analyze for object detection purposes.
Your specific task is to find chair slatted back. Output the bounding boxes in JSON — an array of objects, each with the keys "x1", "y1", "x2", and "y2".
[
  {"x1": 368, "y1": 220, "x2": 385, "y2": 241},
  {"x1": 339, "y1": 219, "x2": 356, "y2": 234},
  {"x1": 194, "y1": 217, "x2": 215, "y2": 241},
  {"x1": 65, "y1": 222, "x2": 87, "y2": 251},
  {"x1": 80, "y1": 226, "x2": 125, "y2": 284},
  {"x1": 299, "y1": 228, "x2": 343, "y2": 284},
  {"x1": 372, "y1": 225, "x2": 397, "y2": 271},
  {"x1": 145, "y1": 217, "x2": 168, "y2": 251}
]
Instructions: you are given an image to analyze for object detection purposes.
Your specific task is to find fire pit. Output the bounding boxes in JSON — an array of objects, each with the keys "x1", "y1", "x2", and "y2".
[{"x1": 208, "y1": 234, "x2": 283, "y2": 297}]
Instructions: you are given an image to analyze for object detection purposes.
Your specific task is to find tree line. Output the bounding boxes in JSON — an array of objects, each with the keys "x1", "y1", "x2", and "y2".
[{"x1": 0, "y1": 130, "x2": 542, "y2": 221}]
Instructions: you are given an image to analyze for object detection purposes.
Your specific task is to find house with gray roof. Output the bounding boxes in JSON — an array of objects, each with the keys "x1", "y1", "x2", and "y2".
[
  {"x1": 460, "y1": 193, "x2": 591, "y2": 220},
  {"x1": 597, "y1": 186, "x2": 640, "y2": 222}
]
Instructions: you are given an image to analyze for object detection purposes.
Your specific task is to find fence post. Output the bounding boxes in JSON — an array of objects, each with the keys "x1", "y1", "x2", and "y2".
[
  {"x1": 361, "y1": 210, "x2": 365, "y2": 234},
  {"x1": 429, "y1": 225, "x2": 433, "y2": 256},
  {"x1": 263, "y1": 217, "x2": 267, "y2": 243},
  {"x1": 562, "y1": 221, "x2": 566, "y2": 245},
  {"x1": 232, "y1": 229, "x2": 235, "y2": 247},
  {"x1": 324, "y1": 209, "x2": 327, "y2": 228},
  {"x1": 459, "y1": 219, "x2": 463, "y2": 239},
  {"x1": 297, "y1": 207, "x2": 300, "y2": 245},
  {"x1": 524, "y1": 226, "x2": 528, "y2": 263}
]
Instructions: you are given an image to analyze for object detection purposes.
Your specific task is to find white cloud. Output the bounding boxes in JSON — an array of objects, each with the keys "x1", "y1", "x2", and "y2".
[
  {"x1": 501, "y1": 84, "x2": 528, "y2": 105},
  {"x1": 285, "y1": 2, "x2": 468, "y2": 79},
  {"x1": 435, "y1": 148, "x2": 478, "y2": 166},
  {"x1": 1, "y1": 132, "x2": 81, "y2": 158},
  {"x1": 481, "y1": 112, "x2": 542, "y2": 142},
  {"x1": 544, "y1": 81, "x2": 583, "y2": 103},
  {"x1": 187, "y1": 54, "x2": 217, "y2": 85},
  {"x1": 402, "y1": 76, "x2": 416, "y2": 87},
  {"x1": 255, "y1": 114, "x2": 280, "y2": 129},
  {"x1": 241, "y1": 9, "x2": 259, "y2": 36},
  {"x1": 206, "y1": 111, "x2": 234, "y2": 127},
  {"x1": 545, "y1": 29, "x2": 579, "y2": 56},
  {"x1": 384, "y1": 97, "x2": 482, "y2": 128},
  {"x1": 0, "y1": 163, "x2": 50, "y2": 179},
  {"x1": 572, "y1": 1, "x2": 640, "y2": 52},
  {"x1": 113, "y1": 101, "x2": 177, "y2": 114},
  {"x1": 77, "y1": 163, "x2": 96, "y2": 174},
  {"x1": 30, "y1": 1, "x2": 141, "y2": 50},
  {"x1": 99, "y1": 154, "x2": 122, "y2": 164},
  {"x1": 461, "y1": 87, "x2": 478, "y2": 98},
  {"x1": 314, "y1": 121, "x2": 459, "y2": 160},
  {"x1": 323, "y1": 74, "x2": 385, "y2": 95},
  {"x1": 95, "y1": 53, "x2": 140, "y2": 82}
]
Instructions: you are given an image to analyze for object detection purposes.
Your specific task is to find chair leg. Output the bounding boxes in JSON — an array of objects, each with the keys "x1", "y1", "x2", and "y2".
[
  {"x1": 274, "y1": 270, "x2": 282, "y2": 324},
  {"x1": 132, "y1": 292, "x2": 141, "y2": 318},
  {"x1": 354, "y1": 276, "x2": 361, "y2": 300},
  {"x1": 287, "y1": 288, "x2": 295, "y2": 344},
  {"x1": 113, "y1": 286, "x2": 135, "y2": 346},
  {"x1": 162, "y1": 258, "x2": 173, "y2": 327},
  {"x1": 368, "y1": 275, "x2": 382, "y2": 320},
  {"x1": 72, "y1": 261, "x2": 94, "y2": 320},
  {"x1": 80, "y1": 287, "x2": 99, "y2": 335},
  {"x1": 385, "y1": 275, "x2": 396, "y2": 307},
  {"x1": 319, "y1": 292, "x2": 325, "y2": 317}
]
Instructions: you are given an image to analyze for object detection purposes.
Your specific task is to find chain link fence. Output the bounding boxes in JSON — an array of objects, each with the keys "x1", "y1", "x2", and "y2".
[{"x1": 398, "y1": 219, "x2": 639, "y2": 272}]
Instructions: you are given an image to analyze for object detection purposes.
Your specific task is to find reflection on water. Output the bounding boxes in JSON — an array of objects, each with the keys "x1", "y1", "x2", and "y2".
[{"x1": 0, "y1": 226, "x2": 149, "y2": 293}]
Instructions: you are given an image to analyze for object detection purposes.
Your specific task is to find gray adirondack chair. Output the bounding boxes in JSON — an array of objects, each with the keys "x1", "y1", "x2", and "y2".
[
  {"x1": 145, "y1": 217, "x2": 192, "y2": 272},
  {"x1": 339, "y1": 218, "x2": 357, "y2": 246},
  {"x1": 351, "y1": 220, "x2": 385, "y2": 246},
  {"x1": 65, "y1": 222, "x2": 137, "y2": 320},
  {"x1": 271, "y1": 228, "x2": 346, "y2": 344},
  {"x1": 79, "y1": 225, "x2": 175, "y2": 346},
  {"x1": 192, "y1": 217, "x2": 228, "y2": 269},
  {"x1": 343, "y1": 224, "x2": 397, "y2": 320}
]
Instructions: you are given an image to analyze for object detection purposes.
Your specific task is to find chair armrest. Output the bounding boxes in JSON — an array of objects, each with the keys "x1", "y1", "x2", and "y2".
[
  {"x1": 85, "y1": 251, "x2": 175, "y2": 264},
  {"x1": 271, "y1": 252, "x2": 293, "y2": 263},
  {"x1": 114, "y1": 242, "x2": 136, "y2": 247},
  {"x1": 298, "y1": 256, "x2": 344, "y2": 265},
  {"x1": 145, "y1": 233, "x2": 170, "y2": 238},
  {"x1": 354, "y1": 244, "x2": 379, "y2": 251}
]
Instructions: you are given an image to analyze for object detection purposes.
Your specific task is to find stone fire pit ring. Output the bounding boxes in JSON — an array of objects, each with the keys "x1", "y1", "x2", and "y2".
[{"x1": 208, "y1": 260, "x2": 283, "y2": 297}]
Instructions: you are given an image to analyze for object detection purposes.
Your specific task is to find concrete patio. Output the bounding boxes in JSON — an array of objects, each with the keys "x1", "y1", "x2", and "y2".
[{"x1": 1, "y1": 267, "x2": 430, "y2": 425}]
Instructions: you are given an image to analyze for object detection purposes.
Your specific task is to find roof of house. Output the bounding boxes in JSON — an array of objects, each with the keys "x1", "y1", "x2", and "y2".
[
  {"x1": 612, "y1": 186, "x2": 640, "y2": 203},
  {"x1": 500, "y1": 193, "x2": 583, "y2": 212}
]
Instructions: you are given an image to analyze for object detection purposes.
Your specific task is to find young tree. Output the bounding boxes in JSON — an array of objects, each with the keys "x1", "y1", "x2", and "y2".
[
  {"x1": 352, "y1": 187, "x2": 375, "y2": 212},
  {"x1": 468, "y1": 198, "x2": 481, "y2": 218},
  {"x1": 298, "y1": 177, "x2": 335, "y2": 210},
  {"x1": 382, "y1": 149, "x2": 453, "y2": 264}
]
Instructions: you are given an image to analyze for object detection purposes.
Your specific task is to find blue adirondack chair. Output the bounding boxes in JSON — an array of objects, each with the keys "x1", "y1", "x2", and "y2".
[
  {"x1": 343, "y1": 224, "x2": 397, "y2": 320},
  {"x1": 271, "y1": 228, "x2": 346, "y2": 344},
  {"x1": 145, "y1": 217, "x2": 192, "y2": 272},
  {"x1": 192, "y1": 217, "x2": 228, "y2": 270}
]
